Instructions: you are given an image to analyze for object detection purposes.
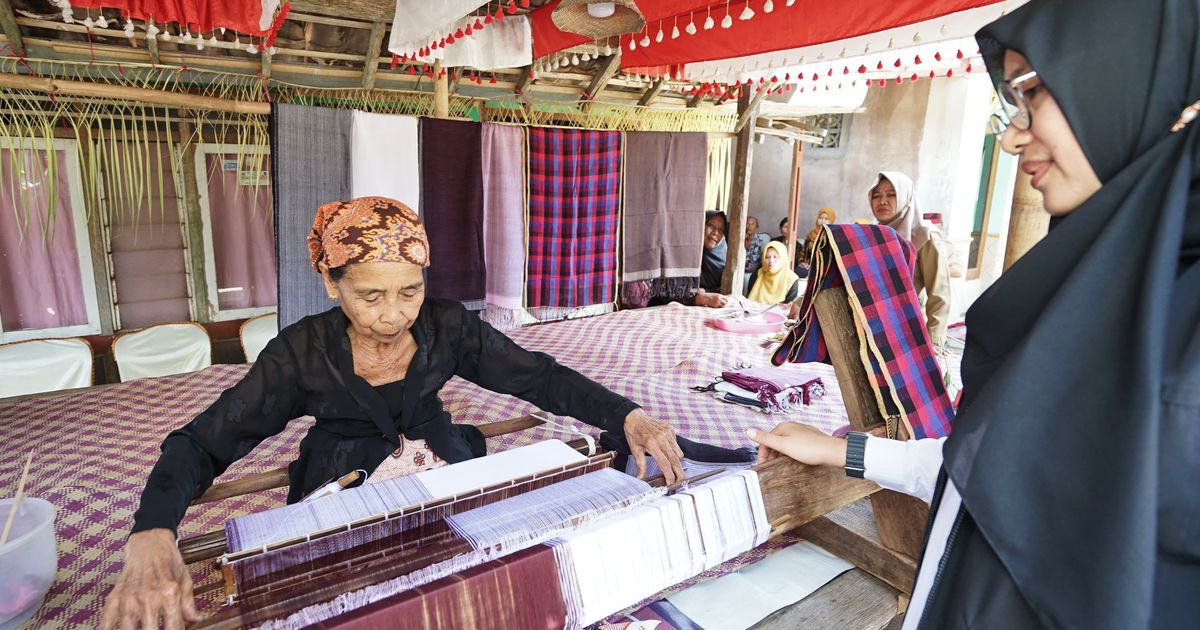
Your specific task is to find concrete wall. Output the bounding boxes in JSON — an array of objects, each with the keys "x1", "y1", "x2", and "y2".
[{"x1": 747, "y1": 73, "x2": 1012, "y2": 319}]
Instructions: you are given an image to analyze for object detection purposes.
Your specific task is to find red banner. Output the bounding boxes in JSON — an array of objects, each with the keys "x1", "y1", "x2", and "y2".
[
  {"x1": 531, "y1": 0, "x2": 1000, "y2": 69},
  {"x1": 71, "y1": 0, "x2": 277, "y2": 36}
]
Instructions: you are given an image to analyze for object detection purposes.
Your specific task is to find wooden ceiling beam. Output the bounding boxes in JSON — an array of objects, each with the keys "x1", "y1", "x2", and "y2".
[
  {"x1": 0, "y1": 0, "x2": 24, "y2": 55},
  {"x1": 734, "y1": 88, "x2": 770, "y2": 133},
  {"x1": 582, "y1": 53, "x2": 621, "y2": 101},
  {"x1": 361, "y1": 21, "x2": 385, "y2": 90},
  {"x1": 637, "y1": 78, "x2": 664, "y2": 107},
  {"x1": 289, "y1": 0, "x2": 395, "y2": 22}
]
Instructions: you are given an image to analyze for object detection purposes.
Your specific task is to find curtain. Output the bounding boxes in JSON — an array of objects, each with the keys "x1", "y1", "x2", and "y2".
[
  {"x1": 204, "y1": 153, "x2": 277, "y2": 311},
  {"x1": 0, "y1": 147, "x2": 88, "y2": 331}
]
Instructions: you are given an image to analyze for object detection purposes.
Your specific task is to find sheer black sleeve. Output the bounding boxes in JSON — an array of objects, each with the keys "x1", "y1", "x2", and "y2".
[
  {"x1": 131, "y1": 334, "x2": 306, "y2": 535},
  {"x1": 452, "y1": 306, "x2": 639, "y2": 434}
]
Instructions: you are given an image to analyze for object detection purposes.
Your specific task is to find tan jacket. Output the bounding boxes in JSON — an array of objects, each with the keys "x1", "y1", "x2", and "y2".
[{"x1": 913, "y1": 237, "x2": 951, "y2": 350}]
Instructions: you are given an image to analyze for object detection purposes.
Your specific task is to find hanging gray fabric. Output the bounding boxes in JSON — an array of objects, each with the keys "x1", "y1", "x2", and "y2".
[{"x1": 272, "y1": 104, "x2": 352, "y2": 329}]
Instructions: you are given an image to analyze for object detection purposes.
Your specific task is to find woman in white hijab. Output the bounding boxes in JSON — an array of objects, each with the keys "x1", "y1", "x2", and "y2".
[{"x1": 869, "y1": 171, "x2": 951, "y2": 352}]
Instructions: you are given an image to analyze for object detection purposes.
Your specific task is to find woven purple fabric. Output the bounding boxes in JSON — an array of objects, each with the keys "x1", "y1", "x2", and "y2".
[
  {"x1": 526, "y1": 127, "x2": 621, "y2": 308},
  {"x1": 420, "y1": 117, "x2": 485, "y2": 303},
  {"x1": 773, "y1": 224, "x2": 953, "y2": 439}
]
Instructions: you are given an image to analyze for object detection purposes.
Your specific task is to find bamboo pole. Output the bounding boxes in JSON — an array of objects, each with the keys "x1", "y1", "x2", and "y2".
[
  {"x1": 1002, "y1": 169, "x2": 1049, "y2": 271},
  {"x1": 433, "y1": 60, "x2": 449, "y2": 118},
  {"x1": 0, "y1": 72, "x2": 271, "y2": 115}
]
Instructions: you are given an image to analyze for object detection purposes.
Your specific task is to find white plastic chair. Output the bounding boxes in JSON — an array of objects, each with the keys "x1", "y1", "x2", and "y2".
[
  {"x1": 0, "y1": 337, "x2": 94, "y2": 398},
  {"x1": 239, "y1": 313, "x2": 278, "y2": 363},
  {"x1": 112, "y1": 322, "x2": 212, "y2": 382}
]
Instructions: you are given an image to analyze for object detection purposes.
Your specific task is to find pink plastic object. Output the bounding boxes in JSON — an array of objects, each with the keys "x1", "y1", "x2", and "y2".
[{"x1": 708, "y1": 310, "x2": 788, "y2": 334}]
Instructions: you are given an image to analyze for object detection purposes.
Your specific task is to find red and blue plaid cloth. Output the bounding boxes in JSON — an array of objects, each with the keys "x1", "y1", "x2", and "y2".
[
  {"x1": 773, "y1": 224, "x2": 953, "y2": 439},
  {"x1": 526, "y1": 127, "x2": 621, "y2": 308}
]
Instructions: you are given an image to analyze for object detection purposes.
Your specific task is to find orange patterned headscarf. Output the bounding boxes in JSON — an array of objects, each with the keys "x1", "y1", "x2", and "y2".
[{"x1": 307, "y1": 196, "x2": 430, "y2": 272}]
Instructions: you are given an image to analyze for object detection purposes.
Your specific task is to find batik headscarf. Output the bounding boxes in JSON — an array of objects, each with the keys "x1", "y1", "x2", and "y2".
[
  {"x1": 307, "y1": 196, "x2": 431, "y2": 272},
  {"x1": 747, "y1": 241, "x2": 801, "y2": 304},
  {"x1": 805, "y1": 207, "x2": 836, "y2": 245},
  {"x1": 869, "y1": 172, "x2": 936, "y2": 250},
  {"x1": 931, "y1": 0, "x2": 1200, "y2": 628}
]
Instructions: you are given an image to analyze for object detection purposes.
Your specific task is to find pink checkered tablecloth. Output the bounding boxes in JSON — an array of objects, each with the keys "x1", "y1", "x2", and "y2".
[{"x1": 1, "y1": 303, "x2": 936, "y2": 627}]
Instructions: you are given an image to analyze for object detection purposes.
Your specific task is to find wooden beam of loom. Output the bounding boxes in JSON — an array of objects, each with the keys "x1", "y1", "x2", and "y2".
[
  {"x1": 0, "y1": 0, "x2": 24, "y2": 55},
  {"x1": 813, "y1": 286, "x2": 931, "y2": 561},
  {"x1": 189, "y1": 414, "x2": 548, "y2": 506},
  {"x1": 638, "y1": 78, "x2": 664, "y2": 106},
  {"x1": 582, "y1": 54, "x2": 621, "y2": 102},
  {"x1": 361, "y1": 21, "x2": 386, "y2": 90},
  {"x1": 0, "y1": 72, "x2": 271, "y2": 114},
  {"x1": 799, "y1": 500, "x2": 918, "y2": 594}
]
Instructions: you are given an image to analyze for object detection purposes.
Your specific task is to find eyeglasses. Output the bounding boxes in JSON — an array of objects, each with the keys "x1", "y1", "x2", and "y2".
[{"x1": 988, "y1": 70, "x2": 1040, "y2": 137}]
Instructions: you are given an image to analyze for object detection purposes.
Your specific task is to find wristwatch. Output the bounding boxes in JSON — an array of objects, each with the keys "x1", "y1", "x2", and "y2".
[{"x1": 844, "y1": 431, "x2": 868, "y2": 478}]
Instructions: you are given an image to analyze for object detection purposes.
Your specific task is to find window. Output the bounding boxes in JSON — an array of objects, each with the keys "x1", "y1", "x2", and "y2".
[
  {"x1": 99, "y1": 142, "x2": 194, "y2": 330},
  {"x1": 0, "y1": 138, "x2": 102, "y2": 342},
  {"x1": 809, "y1": 113, "x2": 846, "y2": 150},
  {"x1": 194, "y1": 144, "x2": 277, "y2": 321}
]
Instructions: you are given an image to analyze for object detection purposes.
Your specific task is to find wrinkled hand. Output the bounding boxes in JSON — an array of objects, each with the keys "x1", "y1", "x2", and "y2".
[
  {"x1": 747, "y1": 422, "x2": 846, "y2": 468},
  {"x1": 693, "y1": 291, "x2": 730, "y2": 308},
  {"x1": 624, "y1": 409, "x2": 685, "y2": 485},
  {"x1": 100, "y1": 529, "x2": 199, "y2": 630}
]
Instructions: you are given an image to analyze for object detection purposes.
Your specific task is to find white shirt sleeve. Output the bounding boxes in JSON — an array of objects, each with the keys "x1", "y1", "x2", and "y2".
[{"x1": 862, "y1": 436, "x2": 946, "y2": 503}]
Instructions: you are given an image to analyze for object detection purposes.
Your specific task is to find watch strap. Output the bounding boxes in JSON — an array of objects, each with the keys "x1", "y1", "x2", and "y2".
[{"x1": 845, "y1": 431, "x2": 867, "y2": 478}]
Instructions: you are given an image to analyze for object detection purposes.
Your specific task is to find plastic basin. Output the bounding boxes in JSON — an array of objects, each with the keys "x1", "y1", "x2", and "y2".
[{"x1": 0, "y1": 498, "x2": 57, "y2": 630}]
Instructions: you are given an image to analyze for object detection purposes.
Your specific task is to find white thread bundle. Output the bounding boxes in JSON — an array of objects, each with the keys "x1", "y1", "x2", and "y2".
[
  {"x1": 253, "y1": 469, "x2": 660, "y2": 630},
  {"x1": 551, "y1": 470, "x2": 770, "y2": 628}
]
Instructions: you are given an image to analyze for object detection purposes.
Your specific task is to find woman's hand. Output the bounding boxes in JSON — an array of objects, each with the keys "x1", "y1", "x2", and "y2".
[
  {"x1": 624, "y1": 409, "x2": 685, "y2": 485},
  {"x1": 100, "y1": 529, "x2": 199, "y2": 630},
  {"x1": 747, "y1": 423, "x2": 847, "y2": 468},
  {"x1": 694, "y1": 291, "x2": 730, "y2": 308}
]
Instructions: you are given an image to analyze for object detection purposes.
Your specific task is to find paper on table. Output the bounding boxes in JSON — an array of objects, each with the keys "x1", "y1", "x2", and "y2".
[
  {"x1": 415, "y1": 439, "x2": 585, "y2": 498},
  {"x1": 667, "y1": 541, "x2": 854, "y2": 629}
]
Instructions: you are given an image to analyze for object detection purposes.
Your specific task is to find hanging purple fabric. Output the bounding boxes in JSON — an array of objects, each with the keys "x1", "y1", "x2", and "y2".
[{"x1": 419, "y1": 118, "x2": 486, "y2": 304}]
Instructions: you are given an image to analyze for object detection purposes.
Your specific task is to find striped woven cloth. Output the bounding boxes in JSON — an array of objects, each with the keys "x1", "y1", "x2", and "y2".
[
  {"x1": 773, "y1": 224, "x2": 953, "y2": 439},
  {"x1": 525, "y1": 127, "x2": 622, "y2": 308}
]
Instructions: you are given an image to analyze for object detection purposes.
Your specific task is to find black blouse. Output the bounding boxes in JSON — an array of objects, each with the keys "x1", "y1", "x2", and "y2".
[{"x1": 131, "y1": 299, "x2": 640, "y2": 534}]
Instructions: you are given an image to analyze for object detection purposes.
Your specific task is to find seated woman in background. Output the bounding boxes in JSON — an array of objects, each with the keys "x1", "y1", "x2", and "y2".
[
  {"x1": 743, "y1": 215, "x2": 772, "y2": 290},
  {"x1": 802, "y1": 207, "x2": 837, "y2": 260},
  {"x1": 747, "y1": 241, "x2": 801, "y2": 304},
  {"x1": 101, "y1": 196, "x2": 686, "y2": 629},
  {"x1": 869, "y1": 172, "x2": 950, "y2": 352},
  {"x1": 693, "y1": 210, "x2": 732, "y2": 308}
]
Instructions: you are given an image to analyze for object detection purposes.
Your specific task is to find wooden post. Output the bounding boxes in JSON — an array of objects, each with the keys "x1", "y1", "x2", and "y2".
[
  {"x1": 1002, "y1": 169, "x2": 1049, "y2": 271},
  {"x1": 785, "y1": 141, "x2": 804, "y2": 266},
  {"x1": 0, "y1": 0, "x2": 24, "y2": 55},
  {"x1": 361, "y1": 21, "x2": 385, "y2": 91},
  {"x1": 260, "y1": 48, "x2": 272, "y2": 79},
  {"x1": 813, "y1": 286, "x2": 930, "y2": 560},
  {"x1": 146, "y1": 33, "x2": 161, "y2": 65},
  {"x1": 433, "y1": 60, "x2": 449, "y2": 118},
  {"x1": 721, "y1": 89, "x2": 761, "y2": 295},
  {"x1": 582, "y1": 54, "x2": 621, "y2": 102},
  {"x1": 177, "y1": 118, "x2": 212, "y2": 323},
  {"x1": 638, "y1": 78, "x2": 665, "y2": 106}
]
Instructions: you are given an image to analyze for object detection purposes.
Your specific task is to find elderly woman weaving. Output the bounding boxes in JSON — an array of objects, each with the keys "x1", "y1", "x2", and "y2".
[{"x1": 101, "y1": 196, "x2": 685, "y2": 630}]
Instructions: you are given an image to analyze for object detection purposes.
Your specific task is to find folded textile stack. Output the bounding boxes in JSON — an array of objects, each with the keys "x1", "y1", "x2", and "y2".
[{"x1": 712, "y1": 364, "x2": 826, "y2": 413}]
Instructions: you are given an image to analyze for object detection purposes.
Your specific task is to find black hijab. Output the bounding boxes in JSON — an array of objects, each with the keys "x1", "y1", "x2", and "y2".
[
  {"x1": 943, "y1": 0, "x2": 1200, "y2": 628},
  {"x1": 700, "y1": 211, "x2": 728, "y2": 292}
]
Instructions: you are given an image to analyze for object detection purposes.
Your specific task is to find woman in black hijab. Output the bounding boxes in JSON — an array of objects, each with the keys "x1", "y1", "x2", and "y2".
[{"x1": 750, "y1": 0, "x2": 1200, "y2": 627}]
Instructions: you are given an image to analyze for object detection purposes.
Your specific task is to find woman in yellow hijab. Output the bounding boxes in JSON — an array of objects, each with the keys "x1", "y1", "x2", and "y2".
[
  {"x1": 748, "y1": 241, "x2": 801, "y2": 304},
  {"x1": 803, "y1": 208, "x2": 836, "y2": 259}
]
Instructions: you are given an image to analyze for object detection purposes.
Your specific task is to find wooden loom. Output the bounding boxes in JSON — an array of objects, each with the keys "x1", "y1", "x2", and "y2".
[{"x1": 178, "y1": 290, "x2": 927, "y2": 626}]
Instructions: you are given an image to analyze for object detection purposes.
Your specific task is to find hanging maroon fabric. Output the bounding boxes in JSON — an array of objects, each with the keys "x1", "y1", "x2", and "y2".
[
  {"x1": 312, "y1": 545, "x2": 566, "y2": 629},
  {"x1": 529, "y1": 0, "x2": 1001, "y2": 67},
  {"x1": 419, "y1": 118, "x2": 486, "y2": 304},
  {"x1": 70, "y1": 0, "x2": 281, "y2": 36}
]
